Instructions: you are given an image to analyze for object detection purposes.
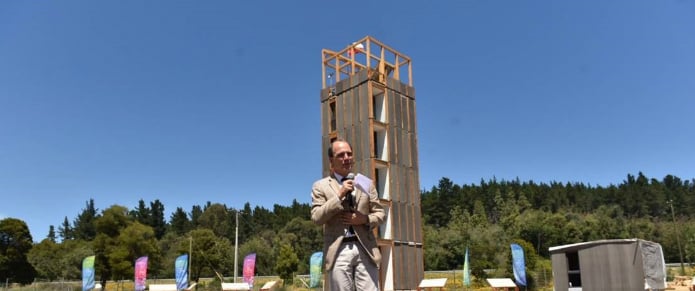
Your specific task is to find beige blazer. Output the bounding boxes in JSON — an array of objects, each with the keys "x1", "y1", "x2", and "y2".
[{"x1": 311, "y1": 174, "x2": 385, "y2": 271}]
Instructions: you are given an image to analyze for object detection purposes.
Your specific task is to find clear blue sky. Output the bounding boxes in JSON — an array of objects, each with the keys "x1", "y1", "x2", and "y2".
[{"x1": 1, "y1": 1, "x2": 693, "y2": 242}]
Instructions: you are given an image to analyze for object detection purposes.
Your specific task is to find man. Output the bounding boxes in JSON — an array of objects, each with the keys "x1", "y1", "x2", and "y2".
[{"x1": 311, "y1": 139, "x2": 385, "y2": 291}]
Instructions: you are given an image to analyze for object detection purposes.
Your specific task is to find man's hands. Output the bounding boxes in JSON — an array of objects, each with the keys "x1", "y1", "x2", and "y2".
[
  {"x1": 340, "y1": 178, "x2": 366, "y2": 225},
  {"x1": 340, "y1": 179, "x2": 354, "y2": 200},
  {"x1": 342, "y1": 211, "x2": 368, "y2": 225}
]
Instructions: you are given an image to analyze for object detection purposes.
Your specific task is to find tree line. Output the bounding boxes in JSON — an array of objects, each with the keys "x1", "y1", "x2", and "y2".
[
  {"x1": 1, "y1": 200, "x2": 320, "y2": 289},
  {"x1": 1, "y1": 172, "x2": 694, "y2": 289},
  {"x1": 422, "y1": 172, "x2": 695, "y2": 288}
]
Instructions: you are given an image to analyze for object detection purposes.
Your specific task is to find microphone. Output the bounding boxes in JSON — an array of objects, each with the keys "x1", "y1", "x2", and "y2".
[
  {"x1": 344, "y1": 173, "x2": 357, "y2": 234},
  {"x1": 345, "y1": 172, "x2": 355, "y2": 193},
  {"x1": 344, "y1": 173, "x2": 356, "y2": 206}
]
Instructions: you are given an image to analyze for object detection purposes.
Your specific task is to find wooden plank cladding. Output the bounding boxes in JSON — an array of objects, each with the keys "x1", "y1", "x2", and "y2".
[{"x1": 321, "y1": 36, "x2": 422, "y2": 290}]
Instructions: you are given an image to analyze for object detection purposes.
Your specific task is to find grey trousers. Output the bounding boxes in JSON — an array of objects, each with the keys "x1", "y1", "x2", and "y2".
[{"x1": 328, "y1": 241, "x2": 379, "y2": 291}]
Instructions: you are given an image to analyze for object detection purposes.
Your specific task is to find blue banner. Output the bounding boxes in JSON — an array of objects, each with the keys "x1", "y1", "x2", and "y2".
[
  {"x1": 309, "y1": 252, "x2": 323, "y2": 288},
  {"x1": 510, "y1": 243, "x2": 527, "y2": 286},
  {"x1": 175, "y1": 254, "x2": 189, "y2": 290},
  {"x1": 463, "y1": 247, "x2": 471, "y2": 287},
  {"x1": 82, "y1": 255, "x2": 96, "y2": 291}
]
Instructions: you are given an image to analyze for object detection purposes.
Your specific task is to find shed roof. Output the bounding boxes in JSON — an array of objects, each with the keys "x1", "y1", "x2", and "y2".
[{"x1": 548, "y1": 238, "x2": 656, "y2": 254}]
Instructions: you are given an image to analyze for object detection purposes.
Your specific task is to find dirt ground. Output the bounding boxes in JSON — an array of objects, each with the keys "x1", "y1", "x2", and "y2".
[{"x1": 668, "y1": 275, "x2": 693, "y2": 290}]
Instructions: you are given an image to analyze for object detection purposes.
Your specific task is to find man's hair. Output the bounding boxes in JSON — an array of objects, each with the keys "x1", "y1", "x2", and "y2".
[{"x1": 328, "y1": 138, "x2": 350, "y2": 158}]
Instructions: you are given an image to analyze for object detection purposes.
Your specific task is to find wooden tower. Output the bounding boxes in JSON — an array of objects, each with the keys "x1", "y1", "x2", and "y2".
[{"x1": 320, "y1": 36, "x2": 423, "y2": 290}]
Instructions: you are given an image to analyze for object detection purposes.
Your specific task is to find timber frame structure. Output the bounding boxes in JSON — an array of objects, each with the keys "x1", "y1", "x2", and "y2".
[{"x1": 320, "y1": 36, "x2": 423, "y2": 290}]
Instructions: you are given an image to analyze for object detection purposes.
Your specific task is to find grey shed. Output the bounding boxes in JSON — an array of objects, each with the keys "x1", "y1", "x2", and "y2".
[{"x1": 549, "y1": 239, "x2": 666, "y2": 291}]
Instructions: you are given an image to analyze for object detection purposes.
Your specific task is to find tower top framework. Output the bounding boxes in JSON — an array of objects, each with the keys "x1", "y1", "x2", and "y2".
[{"x1": 321, "y1": 36, "x2": 413, "y2": 89}]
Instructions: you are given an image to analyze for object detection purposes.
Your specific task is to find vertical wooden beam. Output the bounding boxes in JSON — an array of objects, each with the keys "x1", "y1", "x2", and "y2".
[
  {"x1": 394, "y1": 55, "x2": 400, "y2": 81},
  {"x1": 366, "y1": 37, "x2": 371, "y2": 70},
  {"x1": 322, "y1": 53, "x2": 326, "y2": 89},
  {"x1": 408, "y1": 61, "x2": 413, "y2": 86}
]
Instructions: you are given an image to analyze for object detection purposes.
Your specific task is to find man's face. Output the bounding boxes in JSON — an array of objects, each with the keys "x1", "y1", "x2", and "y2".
[{"x1": 330, "y1": 141, "x2": 353, "y2": 177}]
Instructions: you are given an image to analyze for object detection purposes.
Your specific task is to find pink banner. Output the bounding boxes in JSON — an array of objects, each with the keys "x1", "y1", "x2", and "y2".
[
  {"x1": 134, "y1": 256, "x2": 148, "y2": 291},
  {"x1": 242, "y1": 253, "x2": 256, "y2": 287}
]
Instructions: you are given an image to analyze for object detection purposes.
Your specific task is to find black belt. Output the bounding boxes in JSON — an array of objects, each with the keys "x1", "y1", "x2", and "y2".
[{"x1": 342, "y1": 236, "x2": 358, "y2": 243}]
